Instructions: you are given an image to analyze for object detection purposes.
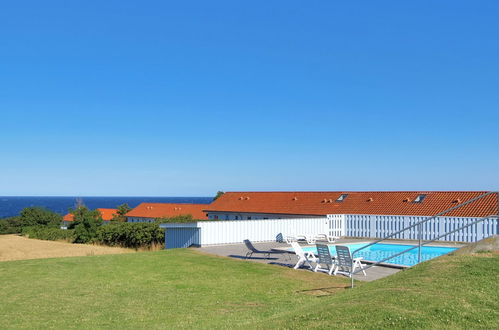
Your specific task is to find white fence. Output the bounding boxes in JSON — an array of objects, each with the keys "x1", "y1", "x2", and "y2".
[
  {"x1": 198, "y1": 217, "x2": 333, "y2": 245},
  {"x1": 327, "y1": 214, "x2": 346, "y2": 238},
  {"x1": 161, "y1": 213, "x2": 498, "y2": 247},
  {"x1": 161, "y1": 217, "x2": 335, "y2": 247},
  {"x1": 343, "y1": 214, "x2": 498, "y2": 243}
]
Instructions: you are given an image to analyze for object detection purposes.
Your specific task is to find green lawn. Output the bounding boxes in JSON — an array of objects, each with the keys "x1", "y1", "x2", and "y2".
[{"x1": 0, "y1": 249, "x2": 498, "y2": 329}]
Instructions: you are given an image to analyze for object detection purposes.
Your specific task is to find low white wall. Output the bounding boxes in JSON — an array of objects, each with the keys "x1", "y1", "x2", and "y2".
[
  {"x1": 198, "y1": 217, "x2": 333, "y2": 245},
  {"x1": 161, "y1": 217, "x2": 334, "y2": 246}
]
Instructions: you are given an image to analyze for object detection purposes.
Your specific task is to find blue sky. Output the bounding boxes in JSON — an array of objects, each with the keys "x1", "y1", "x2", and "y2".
[{"x1": 1, "y1": 1, "x2": 498, "y2": 196}]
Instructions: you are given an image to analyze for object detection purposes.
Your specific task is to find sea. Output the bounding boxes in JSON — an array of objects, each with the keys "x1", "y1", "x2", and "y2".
[{"x1": 0, "y1": 196, "x2": 213, "y2": 219}]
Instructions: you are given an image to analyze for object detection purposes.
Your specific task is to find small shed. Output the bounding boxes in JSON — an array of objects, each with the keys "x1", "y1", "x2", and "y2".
[{"x1": 160, "y1": 223, "x2": 201, "y2": 249}]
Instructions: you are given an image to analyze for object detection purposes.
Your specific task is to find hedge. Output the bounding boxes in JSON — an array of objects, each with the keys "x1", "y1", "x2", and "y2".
[
  {"x1": 22, "y1": 226, "x2": 75, "y2": 242},
  {"x1": 96, "y1": 222, "x2": 164, "y2": 248}
]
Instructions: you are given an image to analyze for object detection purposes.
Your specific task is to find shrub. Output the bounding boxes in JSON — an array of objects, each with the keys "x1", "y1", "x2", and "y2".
[
  {"x1": 96, "y1": 222, "x2": 164, "y2": 249},
  {"x1": 155, "y1": 214, "x2": 196, "y2": 223},
  {"x1": 19, "y1": 207, "x2": 62, "y2": 228},
  {"x1": 0, "y1": 216, "x2": 23, "y2": 234},
  {"x1": 1, "y1": 207, "x2": 63, "y2": 235},
  {"x1": 22, "y1": 226, "x2": 75, "y2": 242},
  {"x1": 69, "y1": 207, "x2": 103, "y2": 243}
]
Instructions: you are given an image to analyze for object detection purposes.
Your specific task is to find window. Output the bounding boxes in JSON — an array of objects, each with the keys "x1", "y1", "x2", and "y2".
[
  {"x1": 214, "y1": 215, "x2": 219, "y2": 220},
  {"x1": 235, "y1": 216, "x2": 239, "y2": 220},
  {"x1": 336, "y1": 194, "x2": 348, "y2": 202},
  {"x1": 263, "y1": 217, "x2": 268, "y2": 220},
  {"x1": 225, "y1": 214, "x2": 229, "y2": 220},
  {"x1": 247, "y1": 216, "x2": 252, "y2": 220},
  {"x1": 413, "y1": 194, "x2": 427, "y2": 203}
]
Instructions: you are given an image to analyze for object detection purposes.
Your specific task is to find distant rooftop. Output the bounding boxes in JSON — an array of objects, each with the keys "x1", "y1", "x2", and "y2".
[
  {"x1": 126, "y1": 203, "x2": 209, "y2": 220},
  {"x1": 63, "y1": 208, "x2": 117, "y2": 222}
]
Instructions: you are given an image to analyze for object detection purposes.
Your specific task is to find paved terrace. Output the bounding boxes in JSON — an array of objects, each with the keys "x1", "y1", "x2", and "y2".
[{"x1": 198, "y1": 238, "x2": 465, "y2": 282}]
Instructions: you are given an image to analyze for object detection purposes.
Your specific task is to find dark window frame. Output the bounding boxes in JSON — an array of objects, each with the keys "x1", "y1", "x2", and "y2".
[
  {"x1": 336, "y1": 194, "x2": 349, "y2": 202},
  {"x1": 413, "y1": 194, "x2": 427, "y2": 203}
]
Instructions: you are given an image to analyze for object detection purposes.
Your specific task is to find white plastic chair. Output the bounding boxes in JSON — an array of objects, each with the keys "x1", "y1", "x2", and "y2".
[{"x1": 290, "y1": 242, "x2": 318, "y2": 269}]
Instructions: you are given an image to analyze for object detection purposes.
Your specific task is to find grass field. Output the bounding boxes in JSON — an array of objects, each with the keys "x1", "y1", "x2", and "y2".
[
  {"x1": 0, "y1": 235, "x2": 133, "y2": 262},
  {"x1": 0, "y1": 246, "x2": 497, "y2": 329}
]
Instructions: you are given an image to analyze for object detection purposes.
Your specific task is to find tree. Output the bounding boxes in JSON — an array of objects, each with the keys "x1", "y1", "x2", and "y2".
[
  {"x1": 213, "y1": 191, "x2": 224, "y2": 201},
  {"x1": 112, "y1": 203, "x2": 132, "y2": 222},
  {"x1": 19, "y1": 207, "x2": 62, "y2": 228},
  {"x1": 68, "y1": 207, "x2": 103, "y2": 243}
]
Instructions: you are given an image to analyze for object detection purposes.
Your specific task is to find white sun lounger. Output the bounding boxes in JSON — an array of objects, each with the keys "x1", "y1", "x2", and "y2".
[
  {"x1": 314, "y1": 234, "x2": 339, "y2": 243},
  {"x1": 284, "y1": 235, "x2": 314, "y2": 244},
  {"x1": 289, "y1": 234, "x2": 339, "y2": 245},
  {"x1": 297, "y1": 235, "x2": 316, "y2": 244},
  {"x1": 290, "y1": 242, "x2": 318, "y2": 269}
]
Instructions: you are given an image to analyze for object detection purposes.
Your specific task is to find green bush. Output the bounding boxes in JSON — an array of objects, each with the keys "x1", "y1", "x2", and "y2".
[
  {"x1": 96, "y1": 222, "x2": 164, "y2": 249},
  {"x1": 19, "y1": 207, "x2": 62, "y2": 228},
  {"x1": 0, "y1": 216, "x2": 23, "y2": 234},
  {"x1": 22, "y1": 226, "x2": 75, "y2": 241},
  {"x1": 69, "y1": 207, "x2": 103, "y2": 243},
  {"x1": 155, "y1": 214, "x2": 196, "y2": 223},
  {"x1": 1, "y1": 207, "x2": 62, "y2": 235}
]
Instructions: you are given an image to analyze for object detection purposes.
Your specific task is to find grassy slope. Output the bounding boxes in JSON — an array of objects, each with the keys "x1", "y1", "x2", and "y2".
[
  {"x1": 0, "y1": 249, "x2": 497, "y2": 329},
  {"x1": 264, "y1": 251, "x2": 499, "y2": 329}
]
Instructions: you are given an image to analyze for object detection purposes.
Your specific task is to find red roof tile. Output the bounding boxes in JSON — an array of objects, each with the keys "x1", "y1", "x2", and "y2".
[
  {"x1": 63, "y1": 208, "x2": 118, "y2": 222},
  {"x1": 204, "y1": 191, "x2": 498, "y2": 218},
  {"x1": 126, "y1": 203, "x2": 209, "y2": 220}
]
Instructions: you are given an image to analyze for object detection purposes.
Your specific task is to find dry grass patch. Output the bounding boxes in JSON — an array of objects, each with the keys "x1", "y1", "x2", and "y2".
[
  {"x1": 0, "y1": 235, "x2": 134, "y2": 261},
  {"x1": 280, "y1": 265, "x2": 350, "y2": 295}
]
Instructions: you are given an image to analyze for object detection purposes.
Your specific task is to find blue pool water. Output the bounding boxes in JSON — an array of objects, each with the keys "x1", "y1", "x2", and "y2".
[{"x1": 299, "y1": 243, "x2": 457, "y2": 267}]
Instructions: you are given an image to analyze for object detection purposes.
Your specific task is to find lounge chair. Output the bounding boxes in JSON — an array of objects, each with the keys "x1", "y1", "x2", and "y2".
[
  {"x1": 313, "y1": 244, "x2": 336, "y2": 275},
  {"x1": 294, "y1": 234, "x2": 339, "y2": 245},
  {"x1": 314, "y1": 234, "x2": 339, "y2": 243},
  {"x1": 294, "y1": 234, "x2": 316, "y2": 244},
  {"x1": 290, "y1": 242, "x2": 318, "y2": 269},
  {"x1": 243, "y1": 239, "x2": 283, "y2": 260},
  {"x1": 334, "y1": 245, "x2": 366, "y2": 277}
]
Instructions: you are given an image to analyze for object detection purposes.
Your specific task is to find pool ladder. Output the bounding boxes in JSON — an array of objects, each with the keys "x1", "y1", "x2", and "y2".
[{"x1": 350, "y1": 191, "x2": 499, "y2": 288}]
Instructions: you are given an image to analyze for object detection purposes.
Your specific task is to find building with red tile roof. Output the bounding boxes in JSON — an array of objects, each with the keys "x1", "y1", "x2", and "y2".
[
  {"x1": 204, "y1": 191, "x2": 498, "y2": 220},
  {"x1": 63, "y1": 208, "x2": 118, "y2": 223},
  {"x1": 126, "y1": 203, "x2": 209, "y2": 223}
]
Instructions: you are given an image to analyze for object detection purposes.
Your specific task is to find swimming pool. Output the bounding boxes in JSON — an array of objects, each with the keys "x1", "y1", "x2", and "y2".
[{"x1": 298, "y1": 243, "x2": 457, "y2": 267}]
